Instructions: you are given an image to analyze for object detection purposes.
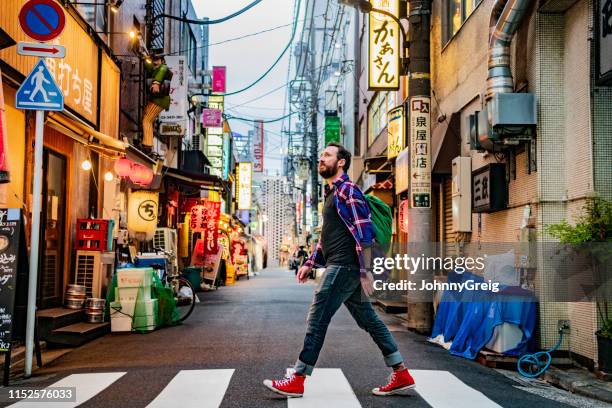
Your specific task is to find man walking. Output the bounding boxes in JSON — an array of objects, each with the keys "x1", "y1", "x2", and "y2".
[{"x1": 263, "y1": 143, "x2": 415, "y2": 398}]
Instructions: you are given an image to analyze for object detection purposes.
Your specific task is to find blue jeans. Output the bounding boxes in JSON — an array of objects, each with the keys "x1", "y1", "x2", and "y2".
[{"x1": 294, "y1": 265, "x2": 403, "y2": 376}]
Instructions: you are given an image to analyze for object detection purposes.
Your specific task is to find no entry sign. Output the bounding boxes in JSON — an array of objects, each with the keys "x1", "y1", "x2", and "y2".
[{"x1": 18, "y1": 0, "x2": 66, "y2": 42}]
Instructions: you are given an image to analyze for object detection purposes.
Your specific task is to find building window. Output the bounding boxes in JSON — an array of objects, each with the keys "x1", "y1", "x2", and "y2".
[
  {"x1": 368, "y1": 92, "x2": 391, "y2": 146},
  {"x1": 444, "y1": 0, "x2": 482, "y2": 45},
  {"x1": 72, "y1": 2, "x2": 107, "y2": 33},
  {"x1": 183, "y1": 24, "x2": 197, "y2": 75}
]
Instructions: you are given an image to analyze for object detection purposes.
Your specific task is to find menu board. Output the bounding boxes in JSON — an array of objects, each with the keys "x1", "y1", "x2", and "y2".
[{"x1": 0, "y1": 209, "x2": 26, "y2": 351}]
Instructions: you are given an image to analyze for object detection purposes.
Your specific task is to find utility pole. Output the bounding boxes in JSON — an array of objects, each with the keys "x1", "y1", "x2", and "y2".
[
  {"x1": 309, "y1": 23, "x2": 319, "y2": 228},
  {"x1": 406, "y1": 0, "x2": 433, "y2": 333}
]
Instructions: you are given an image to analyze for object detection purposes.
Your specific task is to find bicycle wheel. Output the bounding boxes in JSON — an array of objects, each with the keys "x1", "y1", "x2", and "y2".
[{"x1": 174, "y1": 277, "x2": 196, "y2": 322}]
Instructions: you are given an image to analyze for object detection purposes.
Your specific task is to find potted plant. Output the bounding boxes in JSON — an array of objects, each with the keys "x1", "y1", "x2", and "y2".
[{"x1": 546, "y1": 196, "x2": 612, "y2": 371}]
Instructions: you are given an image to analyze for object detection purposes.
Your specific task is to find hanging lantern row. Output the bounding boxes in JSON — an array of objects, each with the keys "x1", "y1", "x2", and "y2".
[{"x1": 114, "y1": 158, "x2": 154, "y2": 186}]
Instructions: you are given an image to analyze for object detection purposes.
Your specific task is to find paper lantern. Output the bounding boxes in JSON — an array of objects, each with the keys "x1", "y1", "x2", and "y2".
[
  {"x1": 127, "y1": 190, "x2": 159, "y2": 240},
  {"x1": 139, "y1": 167, "x2": 154, "y2": 185},
  {"x1": 129, "y1": 164, "x2": 153, "y2": 186},
  {"x1": 114, "y1": 158, "x2": 132, "y2": 177}
]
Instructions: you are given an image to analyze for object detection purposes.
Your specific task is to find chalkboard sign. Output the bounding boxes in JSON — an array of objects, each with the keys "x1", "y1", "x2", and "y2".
[{"x1": 0, "y1": 209, "x2": 26, "y2": 351}]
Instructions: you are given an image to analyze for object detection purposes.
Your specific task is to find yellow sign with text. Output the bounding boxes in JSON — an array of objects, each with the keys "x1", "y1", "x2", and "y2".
[{"x1": 368, "y1": 0, "x2": 400, "y2": 90}]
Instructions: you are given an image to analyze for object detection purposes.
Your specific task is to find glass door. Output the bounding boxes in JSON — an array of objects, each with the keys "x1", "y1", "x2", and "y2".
[{"x1": 38, "y1": 149, "x2": 67, "y2": 308}]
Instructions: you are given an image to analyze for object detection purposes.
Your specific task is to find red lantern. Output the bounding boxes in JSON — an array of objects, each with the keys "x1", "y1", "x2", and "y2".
[
  {"x1": 129, "y1": 164, "x2": 146, "y2": 184},
  {"x1": 114, "y1": 158, "x2": 132, "y2": 177},
  {"x1": 140, "y1": 167, "x2": 154, "y2": 185}
]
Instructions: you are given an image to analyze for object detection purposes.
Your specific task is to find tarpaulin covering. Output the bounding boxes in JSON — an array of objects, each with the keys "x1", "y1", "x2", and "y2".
[{"x1": 429, "y1": 271, "x2": 537, "y2": 359}]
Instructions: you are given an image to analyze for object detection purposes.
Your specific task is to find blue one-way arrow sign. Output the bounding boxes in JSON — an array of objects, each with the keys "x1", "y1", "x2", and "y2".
[{"x1": 16, "y1": 59, "x2": 63, "y2": 111}]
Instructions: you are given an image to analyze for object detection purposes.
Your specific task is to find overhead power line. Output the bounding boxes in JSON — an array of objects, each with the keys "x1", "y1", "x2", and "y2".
[
  {"x1": 220, "y1": 0, "x2": 302, "y2": 96},
  {"x1": 154, "y1": 0, "x2": 264, "y2": 25},
  {"x1": 225, "y1": 111, "x2": 296, "y2": 123}
]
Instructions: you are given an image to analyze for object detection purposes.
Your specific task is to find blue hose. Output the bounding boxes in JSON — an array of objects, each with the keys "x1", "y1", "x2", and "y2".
[{"x1": 517, "y1": 330, "x2": 564, "y2": 378}]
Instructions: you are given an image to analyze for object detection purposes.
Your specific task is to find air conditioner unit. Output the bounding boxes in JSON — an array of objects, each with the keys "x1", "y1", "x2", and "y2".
[
  {"x1": 154, "y1": 228, "x2": 177, "y2": 255},
  {"x1": 192, "y1": 133, "x2": 205, "y2": 151},
  {"x1": 451, "y1": 156, "x2": 472, "y2": 232},
  {"x1": 74, "y1": 251, "x2": 114, "y2": 298}
]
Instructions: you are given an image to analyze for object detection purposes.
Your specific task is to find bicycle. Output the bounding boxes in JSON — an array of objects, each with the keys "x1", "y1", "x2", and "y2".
[{"x1": 138, "y1": 248, "x2": 197, "y2": 322}]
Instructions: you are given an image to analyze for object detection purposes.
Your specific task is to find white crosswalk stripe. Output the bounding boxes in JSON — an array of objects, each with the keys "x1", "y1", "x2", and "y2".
[
  {"x1": 146, "y1": 369, "x2": 234, "y2": 408},
  {"x1": 288, "y1": 368, "x2": 361, "y2": 408},
  {"x1": 4, "y1": 368, "x2": 504, "y2": 407},
  {"x1": 7, "y1": 372, "x2": 126, "y2": 408},
  {"x1": 411, "y1": 370, "x2": 502, "y2": 408}
]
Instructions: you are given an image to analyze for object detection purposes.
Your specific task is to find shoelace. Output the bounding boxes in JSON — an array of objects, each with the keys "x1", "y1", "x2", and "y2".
[
  {"x1": 276, "y1": 375, "x2": 296, "y2": 387},
  {"x1": 381, "y1": 371, "x2": 399, "y2": 391}
]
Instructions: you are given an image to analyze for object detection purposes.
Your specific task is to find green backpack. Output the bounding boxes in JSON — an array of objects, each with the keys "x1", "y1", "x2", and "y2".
[{"x1": 365, "y1": 194, "x2": 393, "y2": 248}]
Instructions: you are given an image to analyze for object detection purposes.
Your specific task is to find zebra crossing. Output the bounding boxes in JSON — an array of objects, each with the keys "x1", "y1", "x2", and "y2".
[{"x1": 6, "y1": 368, "x2": 502, "y2": 408}]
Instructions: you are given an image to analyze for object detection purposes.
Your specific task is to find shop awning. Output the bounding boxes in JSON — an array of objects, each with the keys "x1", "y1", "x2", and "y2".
[
  {"x1": 163, "y1": 166, "x2": 226, "y2": 190},
  {"x1": 432, "y1": 112, "x2": 461, "y2": 175},
  {"x1": 364, "y1": 155, "x2": 392, "y2": 174},
  {"x1": 364, "y1": 178, "x2": 394, "y2": 194},
  {"x1": 47, "y1": 112, "x2": 127, "y2": 155}
]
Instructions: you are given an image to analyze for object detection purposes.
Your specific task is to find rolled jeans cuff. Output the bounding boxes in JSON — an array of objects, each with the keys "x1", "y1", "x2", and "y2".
[
  {"x1": 294, "y1": 359, "x2": 314, "y2": 376},
  {"x1": 384, "y1": 351, "x2": 403, "y2": 367}
]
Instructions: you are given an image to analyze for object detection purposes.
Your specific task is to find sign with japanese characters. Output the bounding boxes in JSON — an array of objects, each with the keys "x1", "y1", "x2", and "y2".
[
  {"x1": 395, "y1": 147, "x2": 409, "y2": 194},
  {"x1": 159, "y1": 56, "x2": 187, "y2": 134},
  {"x1": 0, "y1": 209, "x2": 23, "y2": 351},
  {"x1": 212, "y1": 66, "x2": 226, "y2": 93},
  {"x1": 368, "y1": 0, "x2": 400, "y2": 90},
  {"x1": 387, "y1": 105, "x2": 404, "y2": 159},
  {"x1": 1, "y1": 1, "x2": 101, "y2": 124},
  {"x1": 190, "y1": 204, "x2": 207, "y2": 233},
  {"x1": 410, "y1": 97, "x2": 431, "y2": 208},
  {"x1": 202, "y1": 108, "x2": 222, "y2": 128},
  {"x1": 237, "y1": 162, "x2": 252, "y2": 210},
  {"x1": 399, "y1": 199, "x2": 410, "y2": 233},
  {"x1": 204, "y1": 201, "x2": 221, "y2": 254},
  {"x1": 253, "y1": 120, "x2": 264, "y2": 172},
  {"x1": 599, "y1": 0, "x2": 612, "y2": 82}
]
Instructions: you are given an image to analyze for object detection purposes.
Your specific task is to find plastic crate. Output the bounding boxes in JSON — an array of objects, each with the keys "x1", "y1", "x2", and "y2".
[{"x1": 76, "y1": 219, "x2": 109, "y2": 251}]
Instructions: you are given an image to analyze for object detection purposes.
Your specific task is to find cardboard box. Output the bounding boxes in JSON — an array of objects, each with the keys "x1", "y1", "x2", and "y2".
[{"x1": 116, "y1": 268, "x2": 154, "y2": 288}]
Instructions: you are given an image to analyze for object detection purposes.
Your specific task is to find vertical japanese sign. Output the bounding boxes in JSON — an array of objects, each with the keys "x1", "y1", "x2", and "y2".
[
  {"x1": 253, "y1": 120, "x2": 264, "y2": 172},
  {"x1": 160, "y1": 56, "x2": 187, "y2": 135},
  {"x1": 410, "y1": 97, "x2": 431, "y2": 208},
  {"x1": 203, "y1": 201, "x2": 221, "y2": 254},
  {"x1": 0, "y1": 209, "x2": 22, "y2": 351},
  {"x1": 368, "y1": 0, "x2": 400, "y2": 90},
  {"x1": 190, "y1": 204, "x2": 207, "y2": 232},
  {"x1": 212, "y1": 66, "x2": 226, "y2": 93},
  {"x1": 206, "y1": 95, "x2": 225, "y2": 178},
  {"x1": 202, "y1": 108, "x2": 222, "y2": 128},
  {"x1": 237, "y1": 162, "x2": 252, "y2": 210},
  {"x1": 387, "y1": 105, "x2": 404, "y2": 159}
]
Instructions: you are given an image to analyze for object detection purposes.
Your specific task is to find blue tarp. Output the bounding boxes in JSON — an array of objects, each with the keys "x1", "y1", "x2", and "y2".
[{"x1": 430, "y1": 271, "x2": 537, "y2": 359}]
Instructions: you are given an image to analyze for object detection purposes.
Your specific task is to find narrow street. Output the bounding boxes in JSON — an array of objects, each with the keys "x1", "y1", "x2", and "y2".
[{"x1": 1, "y1": 269, "x2": 597, "y2": 408}]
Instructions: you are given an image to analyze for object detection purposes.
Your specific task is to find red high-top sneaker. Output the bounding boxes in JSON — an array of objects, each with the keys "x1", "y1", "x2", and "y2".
[
  {"x1": 372, "y1": 368, "x2": 416, "y2": 396},
  {"x1": 263, "y1": 373, "x2": 305, "y2": 398}
]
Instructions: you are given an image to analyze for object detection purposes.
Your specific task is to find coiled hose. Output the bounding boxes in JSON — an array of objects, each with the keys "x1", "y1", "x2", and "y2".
[{"x1": 517, "y1": 329, "x2": 564, "y2": 378}]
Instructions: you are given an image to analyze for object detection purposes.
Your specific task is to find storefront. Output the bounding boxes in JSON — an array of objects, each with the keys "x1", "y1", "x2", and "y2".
[{"x1": 0, "y1": 1, "x2": 122, "y2": 309}]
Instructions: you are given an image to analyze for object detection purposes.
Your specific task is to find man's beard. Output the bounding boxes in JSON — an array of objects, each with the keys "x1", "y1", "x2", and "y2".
[{"x1": 318, "y1": 162, "x2": 338, "y2": 179}]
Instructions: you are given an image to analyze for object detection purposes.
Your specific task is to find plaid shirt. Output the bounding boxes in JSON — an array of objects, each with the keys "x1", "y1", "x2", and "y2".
[{"x1": 304, "y1": 173, "x2": 375, "y2": 277}]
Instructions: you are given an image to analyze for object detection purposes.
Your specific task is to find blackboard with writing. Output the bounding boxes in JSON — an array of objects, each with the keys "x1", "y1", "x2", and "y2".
[{"x1": 0, "y1": 209, "x2": 26, "y2": 352}]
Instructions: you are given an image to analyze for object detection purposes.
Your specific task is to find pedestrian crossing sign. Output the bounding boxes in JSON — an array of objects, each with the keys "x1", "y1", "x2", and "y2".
[{"x1": 16, "y1": 59, "x2": 64, "y2": 111}]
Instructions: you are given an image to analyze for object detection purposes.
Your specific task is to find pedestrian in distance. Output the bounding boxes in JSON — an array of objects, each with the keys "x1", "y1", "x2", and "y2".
[{"x1": 264, "y1": 142, "x2": 416, "y2": 398}]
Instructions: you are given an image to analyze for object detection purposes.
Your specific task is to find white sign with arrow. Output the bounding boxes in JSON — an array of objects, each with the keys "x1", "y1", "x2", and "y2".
[{"x1": 17, "y1": 42, "x2": 65, "y2": 58}]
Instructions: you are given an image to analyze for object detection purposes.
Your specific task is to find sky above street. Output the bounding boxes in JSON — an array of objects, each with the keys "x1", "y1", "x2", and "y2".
[{"x1": 194, "y1": 0, "x2": 301, "y2": 174}]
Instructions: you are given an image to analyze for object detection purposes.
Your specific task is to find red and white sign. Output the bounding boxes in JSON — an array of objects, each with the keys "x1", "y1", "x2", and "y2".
[
  {"x1": 19, "y1": 0, "x2": 66, "y2": 42},
  {"x1": 17, "y1": 42, "x2": 65, "y2": 58},
  {"x1": 253, "y1": 120, "x2": 264, "y2": 172},
  {"x1": 212, "y1": 66, "x2": 226, "y2": 93},
  {"x1": 190, "y1": 204, "x2": 207, "y2": 233},
  {"x1": 202, "y1": 108, "x2": 222, "y2": 128},
  {"x1": 203, "y1": 201, "x2": 221, "y2": 254}
]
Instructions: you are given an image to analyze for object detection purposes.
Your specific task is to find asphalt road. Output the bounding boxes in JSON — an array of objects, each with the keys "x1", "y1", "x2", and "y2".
[{"x1": 0, "y1": 268, "x2": 604, "y2": 408}]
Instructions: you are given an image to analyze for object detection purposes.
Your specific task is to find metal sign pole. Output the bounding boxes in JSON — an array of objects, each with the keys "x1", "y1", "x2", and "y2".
[{"x1": 24, "y1": 108, "x2": 44, "y2": 378}]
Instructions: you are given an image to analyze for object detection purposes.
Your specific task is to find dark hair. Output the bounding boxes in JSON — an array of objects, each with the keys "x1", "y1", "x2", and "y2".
[{"x1": 327, "y1": 142, "x2": 351, "y2": 172}]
